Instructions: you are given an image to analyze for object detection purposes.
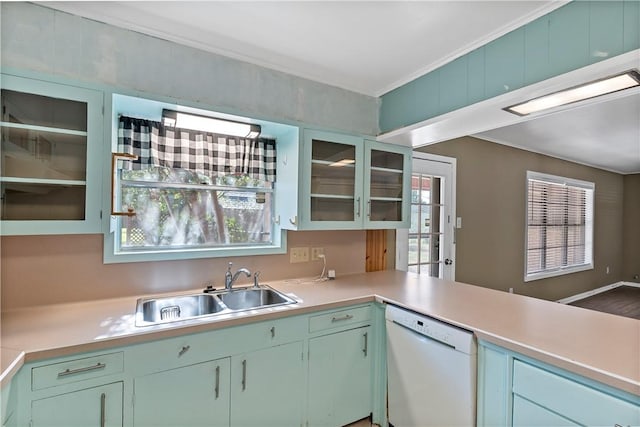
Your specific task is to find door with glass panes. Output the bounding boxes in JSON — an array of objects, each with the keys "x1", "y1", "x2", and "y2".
[{"x1": 396, "y1": 153, "x2": 456, "y2": 280}]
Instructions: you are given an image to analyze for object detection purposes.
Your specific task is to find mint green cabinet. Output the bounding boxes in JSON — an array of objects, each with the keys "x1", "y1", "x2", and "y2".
[
  {"x1": 230, "y1": 341, "x2": 304, "y2": 427},
  {"x1": 133, "y1": 358, "x2": 230, "y2": 427},
  {"x1": 307, "y1": 326, "x2": 372, "y2": 427},
  {"x1": 31, "y1": 382, "x2": 123, "y2": 427},
  {"x1": 289, "y1": 129, "x2": 410, "y2": 230},
  {"x1": 512, "y1": 395, "x2": 579, "y2": 427},
  {"x1": 477, "y1": 341, "x2": 640, "y2": 427},
  {"x1": 0, "y1": 73, "x2": 103, "y2": 235}
]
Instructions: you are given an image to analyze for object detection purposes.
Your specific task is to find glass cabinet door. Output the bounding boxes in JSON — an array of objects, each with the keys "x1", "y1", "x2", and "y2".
[
  {"x1": 364, "y1": 141, "x2": 411, "y2": 228},
  {"x1": 0, "y1": 74, "x2": 102, "y2": 235},
  {"x1": 302, "y1": 130, "x2": 364, "y2": 229}
]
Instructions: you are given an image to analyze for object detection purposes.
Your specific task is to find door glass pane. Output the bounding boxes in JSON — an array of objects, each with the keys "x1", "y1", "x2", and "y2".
[
  {"x1": 370, "y1": 200, "x2": 401, "y2": 222},
  {"x1": 1, "y1": 182, "x2": 85, "y2": 220},
  {"x1": 312, "y1": 140, "x2": 355, "y2": 163},
  {"x1": 369, "y1": 169, "x2": 402, "y2": 198},
  {"x1": 370, "y1": 149, "x2": 403, "y2": 170},
  {"x1": 1, "y1": 127, "x2": 87, "y2": 180},
  {"x1": 311, "y1": 163, "x2": 355, "y2": 196},
  {"x1": 1, "y1": 90, "x2": 87, "y2": 131},
  {"x1": 310, "y1": 197, "x2": 354, "y2": 221},
  {"x1": 408, "y1": 173, "x2": 446, "y2": 278}
]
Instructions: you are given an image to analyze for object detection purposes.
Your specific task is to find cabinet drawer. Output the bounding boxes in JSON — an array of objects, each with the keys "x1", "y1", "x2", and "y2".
[
  {"x1": 309, "y1": 306, "x2": 371, "y2": 333},
  {"x1": 512, "y1": 360, "x2": 640, "y2": 426},
  {"x1": 32, "y1": 352, "x2": 124, "y2": 391}
]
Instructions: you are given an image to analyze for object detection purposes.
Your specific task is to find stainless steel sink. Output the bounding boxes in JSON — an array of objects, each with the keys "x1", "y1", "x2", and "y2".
[
  {"x1": 135, "y1": 286, "x2": 296, "y2": 326},
  {"x1": 135, "y1": 294, "x2": 227, "y2": 326},
  {"x1": 217, "y1": 286, "x2": 296, "y2": 311}
]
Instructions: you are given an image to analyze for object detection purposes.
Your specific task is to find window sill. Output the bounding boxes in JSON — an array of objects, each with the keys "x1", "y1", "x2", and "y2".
[
  {"x1": 524, "y1": 263, "x2": 593, "y2": 282},
  {"x1": 103, "y1": 231, "x2": 287, "y2": 264}
]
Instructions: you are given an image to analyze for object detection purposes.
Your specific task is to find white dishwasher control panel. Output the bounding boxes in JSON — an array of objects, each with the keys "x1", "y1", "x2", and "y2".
[{"x1": 386, "y1": 304, "x2": 475, "y2": 355}]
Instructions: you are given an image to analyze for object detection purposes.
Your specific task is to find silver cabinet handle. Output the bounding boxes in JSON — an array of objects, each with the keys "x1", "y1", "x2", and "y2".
[
  {"x1": 58, "y1": 362, "x2": 106, "y2": 378},
  {"x1": 289, "y1": 216, "x2": 297, "y2": 226},
  {"x1": 356, "y1": 197, "x2": 361, "y2": 217},
  {"x1": 363, "y1": 332, "x2": 368, "y2": 357},
  {"x1": 214, "y1": 365, "x2": 220, "y2": 399},
  {"x1": 331, "y1": 314, "x2": 353, "y2": 322},
  {"x1": 100, "y1": 392, "x2": 106, "y2": 427},
  {"x1": 178, "y1": 345, "x2": 190, "y2": 357},
  {"x1": 241, "y1": 359, "x2": 247, "y2": 391},
  {"x1": 367, "y1": 200, "x2": 371, "y2": 218},
  {"x1": 270, "y1": 326, "x2": 276, "y2": 339}
]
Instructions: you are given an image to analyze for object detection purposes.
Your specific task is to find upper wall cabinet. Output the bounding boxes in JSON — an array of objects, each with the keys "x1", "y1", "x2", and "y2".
[
  {"x1": 279, "y1": 129, "x2": 410, "y2": 230},
  {"x1": 0, "y1": 74, "x2": 103, "y2": 235}
]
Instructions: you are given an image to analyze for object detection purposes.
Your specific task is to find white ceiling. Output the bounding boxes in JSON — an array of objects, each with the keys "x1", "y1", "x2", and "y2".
[
  {"x1": 41, "y1": 1, "x2": 639, "y2": 174},
  {"x1": 40, "y1": 1, "x2": 562, "y2": 97}
]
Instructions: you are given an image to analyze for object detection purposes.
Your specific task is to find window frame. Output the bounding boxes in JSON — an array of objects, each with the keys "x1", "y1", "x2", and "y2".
[
  {"x1": 524, "y1": 171, "x2": 595, "y2": 282},
  {"x1": 103, "y1": 93, "x2": 293, "y2": 264}
]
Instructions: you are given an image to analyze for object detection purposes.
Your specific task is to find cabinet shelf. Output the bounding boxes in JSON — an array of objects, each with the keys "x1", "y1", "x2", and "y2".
[
  {"x1": 0, "y1": 177, "x2": 87, "y2": 186},
  {"x1": 310, "y1": 194, "x2": 354, "y2": 200},
  {"x1": 0, "y1": 121, "x2": 88, "y2": 137},
  {"x1": 371, "y1": 166, "x2": 403, "y2": 174}
]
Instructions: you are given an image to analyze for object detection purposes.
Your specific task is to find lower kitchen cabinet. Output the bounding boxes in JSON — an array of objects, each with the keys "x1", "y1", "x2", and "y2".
[
  {"x1": 132, "y1": 358, "x2": 230, "y2": 427},
  {"x1": 31, "y1": 381, "x2": 123, "y2": 427},
  {"x1": 512, "y1": 395, "x2": 579, "y2": 427},
  {"x1": 230, "y1": 341, "x2": 304, "y2": 427},
  {"x1": 477, "y1": 341, "x2": 640, "y2": 427},
  {"x1": 307, "y1": 326, "x2": 372, "y2": 427}
]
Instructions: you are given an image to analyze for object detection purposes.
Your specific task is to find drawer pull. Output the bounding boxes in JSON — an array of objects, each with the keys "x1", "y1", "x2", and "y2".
[
  {"x1": 214, "y1": 365, "x2": 220, "y2": 399},
  {"x1": 270, "y1": 326, "x2": 276, "y2": 339},
  {"x1": 363, "y1": 332, "x2": 368, "y2": 357},
  {"x1": 100, "y1": 393, "x2": 106, "y2": 427},
  {"x1": 57, "y1": 362, "x2": 106, "y2": 378},
  {"x1": 178, "y1": 345, "x2": 190, "y2": 357},
  {"x1": 241, "y1": 359, "x2": 247, "y2": 391},
  {"x1": 331, "y1": 314, "x2": 354, "y2": 323}
]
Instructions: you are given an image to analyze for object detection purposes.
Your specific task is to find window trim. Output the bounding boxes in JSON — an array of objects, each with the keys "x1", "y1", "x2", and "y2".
[
  {"x1": 524, "y1": 171, "x2": 595, "y2": 282},
  {"x1": 103, "y1": 93, "x2": 296, "y2": 264}
]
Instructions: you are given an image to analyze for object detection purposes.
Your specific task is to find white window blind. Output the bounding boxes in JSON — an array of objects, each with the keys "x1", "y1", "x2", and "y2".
[{"x1": 525, "y1": 171, "x2": 594, "y2": 281}]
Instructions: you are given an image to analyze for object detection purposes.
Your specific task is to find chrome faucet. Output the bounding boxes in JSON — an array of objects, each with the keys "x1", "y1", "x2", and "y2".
[{"x1": 225, "y1": 262, "x2": 251, "y2": 290}]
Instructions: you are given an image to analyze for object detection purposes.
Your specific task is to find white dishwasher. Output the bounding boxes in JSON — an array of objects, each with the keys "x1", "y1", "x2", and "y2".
[{"x1": 386, "y1": 304, "x2": 477, "y2": 427}]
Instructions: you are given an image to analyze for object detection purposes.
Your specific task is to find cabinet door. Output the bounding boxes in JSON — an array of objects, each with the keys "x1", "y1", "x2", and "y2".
[
  {"x1": 307, "y1": 326, "x2": 372, "y2": 427},
  {"x1": 512, "y1": 395, "x2": 579, "y2": 427},
  {"x1": 31, "y1": 382, "x2": 123, "y2": 427},
  {"x1": 0, "y1": 74, "x2": 103, "y2": 235},
  {"x1": 364, "y1": 141, "x2": 411, "y2": 229},
  {"x1": 301, "y1": 129, "x2": 364, "y2": 230},
  {"x1": 133, "y1": 358, "x2": 230, "y2": 427},
  {"x1": 231, "y1": 341, "x2": 304, "y2": 427}
]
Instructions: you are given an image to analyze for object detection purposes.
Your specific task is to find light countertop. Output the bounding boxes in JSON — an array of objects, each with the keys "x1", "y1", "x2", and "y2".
[{"x1": 2, "y1": 271, "x2": 639, "y2": 396}]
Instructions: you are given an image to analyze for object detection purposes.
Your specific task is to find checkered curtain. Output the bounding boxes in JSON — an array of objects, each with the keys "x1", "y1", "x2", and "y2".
[{"x1": 117, "y1": 116, "x2": 276, "y2": 182}]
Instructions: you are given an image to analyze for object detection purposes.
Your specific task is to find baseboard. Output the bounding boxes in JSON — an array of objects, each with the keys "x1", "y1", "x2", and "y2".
[{"x1": 556, "y1": 281, "x2": 640, "y2": 304}]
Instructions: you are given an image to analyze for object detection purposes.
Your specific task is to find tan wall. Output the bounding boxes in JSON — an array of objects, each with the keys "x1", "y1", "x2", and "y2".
[
  {"x1": 0, "y1": 230, "x2": 366, "y2": 310},
  {"x1": 420, "y1": 136, "x2": 625, "y2": 301},
  {"x1": 622, "y1": 174, "x2": 640, "y2": 282}
]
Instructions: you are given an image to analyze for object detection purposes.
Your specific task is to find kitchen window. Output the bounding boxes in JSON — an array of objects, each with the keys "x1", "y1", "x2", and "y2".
[
  {"x1": 106, "y1": 103, "x2": 287, "y2": 263},
  {"x1": 525, "y1": 171, "x2": 594, "y2": 281}
]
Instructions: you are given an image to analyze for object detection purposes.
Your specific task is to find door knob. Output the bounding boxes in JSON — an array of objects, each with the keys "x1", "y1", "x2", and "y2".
[{"x1": 444, "y1": 258, "x2": 453, "y2": 265}]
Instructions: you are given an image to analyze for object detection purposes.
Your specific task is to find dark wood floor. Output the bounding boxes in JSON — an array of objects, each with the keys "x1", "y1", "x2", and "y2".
[{"x1": 569, "y1": 286, "x2": 640, "y2": 320}]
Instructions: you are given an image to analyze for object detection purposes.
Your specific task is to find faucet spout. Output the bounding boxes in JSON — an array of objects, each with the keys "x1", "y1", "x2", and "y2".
[{"x1": 224, "y1": 263, "x2": 251, "y2": 289}]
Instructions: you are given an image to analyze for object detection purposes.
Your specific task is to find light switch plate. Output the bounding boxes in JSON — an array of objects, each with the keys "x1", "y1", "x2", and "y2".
[{"x1": 290, "y1": 247, "x2": 309, "y2": 263}]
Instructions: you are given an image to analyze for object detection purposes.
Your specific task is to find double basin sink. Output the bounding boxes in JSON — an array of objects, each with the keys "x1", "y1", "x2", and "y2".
[{"x1": 135, "y1": 285, "x2": 296, "y2": 327}]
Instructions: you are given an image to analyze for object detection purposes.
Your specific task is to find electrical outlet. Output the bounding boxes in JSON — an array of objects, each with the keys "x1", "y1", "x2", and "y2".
[
  {"x1": 290, "y1": 247, "x2": 309, "y2": 263},
  {"x1": 311, "y1": 247, "x2": 325, "y2": 261}
]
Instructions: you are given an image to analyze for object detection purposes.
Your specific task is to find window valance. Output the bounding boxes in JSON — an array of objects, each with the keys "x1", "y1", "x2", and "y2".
[{"x1": 117, "y1": 116, "x2": 276, "y2": 182}]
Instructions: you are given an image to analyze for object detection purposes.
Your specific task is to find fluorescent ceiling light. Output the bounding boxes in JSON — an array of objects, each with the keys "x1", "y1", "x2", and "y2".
[
  {"x1": 162, "y1": 109, "x2": 261, "y2": 138},
  {"x1": 505, "y1": 70, "x2": 640, "y2": 116},
  {"x1": 329, "y1": 159, "x2": 356, "y2": 167}
]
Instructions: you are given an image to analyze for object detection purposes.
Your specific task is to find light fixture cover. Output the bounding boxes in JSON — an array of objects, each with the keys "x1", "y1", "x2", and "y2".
[
  {"x1": 162, "y1": 109, "x2": 261, "y2": 139},
  {"x1": 504, "y1": 70, "x2": 640, "y2": 116}
]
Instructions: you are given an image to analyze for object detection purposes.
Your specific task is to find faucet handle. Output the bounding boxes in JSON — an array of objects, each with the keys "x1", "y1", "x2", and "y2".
[
  {"x1": 253, "y1": 271, "x2": 261, "y2": 288},
  {"x1": 227, "y1": 262, "x2": 233, "y2": 272}
]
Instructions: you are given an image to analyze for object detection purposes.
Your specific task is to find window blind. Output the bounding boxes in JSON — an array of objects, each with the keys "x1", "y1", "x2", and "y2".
[{"x1": 526, "y1": 172, "x2": 594, "y2": 280}]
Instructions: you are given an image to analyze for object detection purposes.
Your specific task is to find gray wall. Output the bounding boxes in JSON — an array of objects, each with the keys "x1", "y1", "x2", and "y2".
[
  {"x1": 623, "y1": 174, "x2": 640, "y2": 283},
  {"x1": 420, "y1": 136, "x2": 626, "y2": 301},
  {"x1": 0, "y1": 2, "x2": 379, "y2": 136}
]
